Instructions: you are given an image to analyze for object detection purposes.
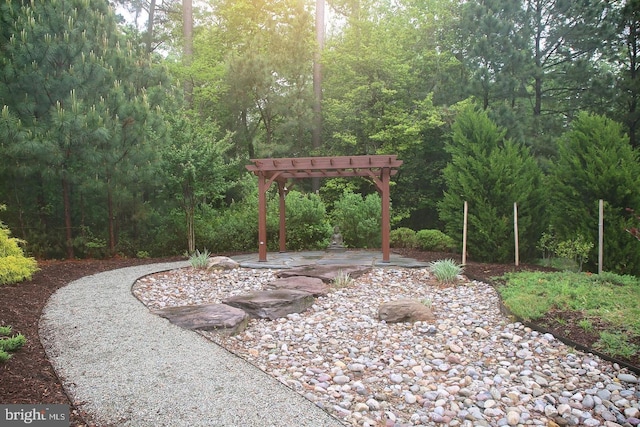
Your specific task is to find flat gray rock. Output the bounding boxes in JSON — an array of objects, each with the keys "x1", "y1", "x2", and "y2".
[
  {"x1": 278, "y1": 265, "x2": 371, "y2": 283},
  {"x1": 154, "y1": 303, "x2": 249, "y2": 335},
  {"x1": 266, "y1": 276, "x2": 330, "y2": 296},
  {"x1": 378, "y1": 299, "x2": 436, "y2": 323},
  {"x1": 223, "y1": 289, "x2": 315, "y2": 320}
]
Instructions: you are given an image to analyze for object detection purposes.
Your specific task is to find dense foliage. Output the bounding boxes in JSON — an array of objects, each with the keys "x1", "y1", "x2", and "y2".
[
  {"x1": 439, "y1": 106, "x2": 545, "y2": 263},
  {"x1": 0, "y1": 0, "x2": 638, "y2": 274},
  {"x1": 0, "y1": 207, "x2": 38, "y2": 285}
]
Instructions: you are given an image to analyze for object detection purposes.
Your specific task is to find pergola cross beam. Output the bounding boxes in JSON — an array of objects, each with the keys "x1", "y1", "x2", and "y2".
[{"x1": 246, "y1": 155, "x2": 403, "y2": 262}]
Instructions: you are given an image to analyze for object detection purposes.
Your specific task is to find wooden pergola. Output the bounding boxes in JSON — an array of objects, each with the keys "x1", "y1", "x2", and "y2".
[{"x1": 245, "y1": 155, "x2": 403, "y2": 262}]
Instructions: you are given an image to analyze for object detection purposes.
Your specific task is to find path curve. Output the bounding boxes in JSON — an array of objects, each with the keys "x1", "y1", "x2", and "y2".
[{"x1": 39, "y1": 261, "x2": 343, "y2": 427}]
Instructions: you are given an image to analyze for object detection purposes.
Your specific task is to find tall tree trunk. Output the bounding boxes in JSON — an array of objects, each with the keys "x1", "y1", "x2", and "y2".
[
  {"x1": 312, "y1": 0, "x2": 325, "y2": 191},
  {"x1": 62, "y1": 176, "x2": 74, "y2": 259},
  {"x1": 107, "y1": 178, "x2": 116, "y2": 256},
  {"x1": 626, "y1": 5, "x2": 639, "y2": 149},
  {"x1": 145, "y1": 0, "x2": 156, "y2": 54},
  {"x1": 533, "y1": 0, "x2": 542, "y2": 117},
  {"x1": 183, "y1": 0, "x2": 193, "y2": 106}
]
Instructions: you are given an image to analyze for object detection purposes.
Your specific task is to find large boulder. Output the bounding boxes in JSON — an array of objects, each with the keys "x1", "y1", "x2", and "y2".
[
  {"x1": 223, "y1": 289, "x2": 315, "y2": 320},
  {"x1": 265, "y1": 276, "x2": 330, "y2": 296},
  {"x1": 154, "y1": 303, "x2": 249, "y2": 335},
  {"x1": 378, "y1": 299, "x2": 435, "y2": 323},
  {"x1": 278, "y1": 265, "x2": 370, "y2": 283},
  {"x1": 206, "y1": 256, "x2": 240, "y2": 271}
]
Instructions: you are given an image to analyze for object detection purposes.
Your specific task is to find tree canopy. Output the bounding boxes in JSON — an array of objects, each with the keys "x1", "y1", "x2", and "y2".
[{"x1": 0, "y1": 0, "x2": 638, "y2": 274}]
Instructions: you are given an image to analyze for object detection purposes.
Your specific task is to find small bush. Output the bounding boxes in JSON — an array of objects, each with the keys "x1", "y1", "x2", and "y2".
[
  {"x1": 390, "y1": 227, "x2": 417, "y2": 248},
  {"x1": 428, "y1": 259, "x2": 464, "y2": 283},
  {"x1": 0, "y1": 255, "x2": 39, "y2": 286},
  {"x1": 330, "y1": 191, "x2": 382, "y2": 248},
  {"x1": 285, "y1": 191, "x2": 332, "y2": 250},
  {"x1": 0, "y1": 209, "x2": 38, "y2": 285},
  {"x1": 415, "y1": 229, "x2": 457, "y2": 252},
  {"x1": 0, "y1": 325, "x2": 26, "y2": 363}
]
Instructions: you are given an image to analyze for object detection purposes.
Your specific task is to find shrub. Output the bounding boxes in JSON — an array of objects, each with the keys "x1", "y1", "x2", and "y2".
[
  {"x1": 554, "y1": 235, "x2": 593, "y2": 272},
  {"x1": 284, "y1": 191, "x2": 332, "y2": 250},
  {"x1": 330, "y1": 190, "x2": 381, "y2": 248},
  {"x1": 390, "y1": 227, "x2": 417, "y2": 248},
  {"x1": 438, "y1": 106, "x2": 546, "y2": 262},
  {"x1": 0, "y1": 325, "x2": 26, "y2": 363},
  {"x1": 415, "y1": 229, "x2": 457, "y2": 252},
  {"x1": 547, "y1": 112, "x2": 640, "y2": 275},
  {"x1": 0, "y1": 208, "x2": 38, "y2": 285}
]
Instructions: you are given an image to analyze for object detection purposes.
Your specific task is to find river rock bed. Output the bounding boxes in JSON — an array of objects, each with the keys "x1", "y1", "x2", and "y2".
[{"x1": 133, "y1": 267, "x2": 640, "y2": 427}]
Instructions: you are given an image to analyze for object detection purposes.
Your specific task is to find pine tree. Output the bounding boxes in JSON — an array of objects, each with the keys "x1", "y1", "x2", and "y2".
[{"x1": 0, "y1": 0, "x2": 167, "y2": 258}]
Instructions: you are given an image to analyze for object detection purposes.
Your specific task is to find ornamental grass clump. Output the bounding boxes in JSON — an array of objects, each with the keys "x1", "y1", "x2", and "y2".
[
  {"x1": 188, "y1": 248, "x2": 210, "y2": 269},
  {"x1": 332, "y1": 270, "x2": 353, "y2": 288},
  {"x1": 428, "y1": 259, "x2": 464, "y2": 284}
]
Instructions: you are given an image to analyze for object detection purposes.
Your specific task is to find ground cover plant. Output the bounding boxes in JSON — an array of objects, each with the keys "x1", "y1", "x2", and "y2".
[
  {"x1": 496, "y1": 270, "x2": 640, "y2": 362},
  {"x1": 0, "y1": 325, "x2": 26, "y2": 362}
]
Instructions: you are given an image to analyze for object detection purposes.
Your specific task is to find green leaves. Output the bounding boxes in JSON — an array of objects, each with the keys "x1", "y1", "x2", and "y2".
[{"x1": 438, "y1": 106, "x2": 545, "y2": 262}]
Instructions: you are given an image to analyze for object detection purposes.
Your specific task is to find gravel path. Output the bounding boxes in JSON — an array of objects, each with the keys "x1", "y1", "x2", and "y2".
[
  {"x1": 132, "y1": 265, "x2": 640, "y2": 427},
  {"x1": 39, "y1": 262, "x2": 343, "y2": 427}
]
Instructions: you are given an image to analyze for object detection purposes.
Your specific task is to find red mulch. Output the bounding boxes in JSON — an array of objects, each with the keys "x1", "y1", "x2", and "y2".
[{"x1": 0, "y1": 251, "x2": 637, "y2": 427}]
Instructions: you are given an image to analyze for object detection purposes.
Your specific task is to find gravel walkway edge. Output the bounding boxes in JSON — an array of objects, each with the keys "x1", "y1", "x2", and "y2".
[{"x1": 39, "y1": 262, "x2": 344, "y2": 427}]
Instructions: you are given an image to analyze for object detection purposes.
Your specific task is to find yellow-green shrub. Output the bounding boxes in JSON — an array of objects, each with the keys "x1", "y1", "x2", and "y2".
[{"x1": 0, "y1": 225, "x2": 38, "y2": 285}]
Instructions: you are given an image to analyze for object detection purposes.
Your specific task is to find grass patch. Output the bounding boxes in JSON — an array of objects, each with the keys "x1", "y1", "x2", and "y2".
[{"x1": 496, "y1": 270, "x2": 640, "y2": 361}]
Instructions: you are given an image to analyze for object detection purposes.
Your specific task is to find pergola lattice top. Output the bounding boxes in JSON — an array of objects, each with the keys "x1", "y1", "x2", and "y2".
[
  {"x1": 246, "y1": 155, "x2": 402, "y2": 180},
  {"x1": 245, "y1": 155, "x2": 403, "y2": 262}
]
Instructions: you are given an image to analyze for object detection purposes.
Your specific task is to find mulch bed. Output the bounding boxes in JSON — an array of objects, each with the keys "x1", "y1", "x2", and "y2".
[{"x1": 0, "y1": 251, "x2": 637, "y2": 427}]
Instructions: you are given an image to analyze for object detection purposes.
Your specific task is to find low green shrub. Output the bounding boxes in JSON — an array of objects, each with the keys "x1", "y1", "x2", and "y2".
[
  {"x1": 390, "y1": 227, "x2": 417, "y2": 248},
  {"x1": 0, "y1": 325, "x2": 26, "y2": 363},
  {"x1": 415, "y1": 229, "x2": 457, "y2": 252}
]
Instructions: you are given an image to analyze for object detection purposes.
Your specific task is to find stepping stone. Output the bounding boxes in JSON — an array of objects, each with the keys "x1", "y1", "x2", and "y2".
[
  {"x1": 378, "y1": 299, "x2": 436, "y2": 323},
  {"x1": 278, "y1": 265, "x2": 371, "y2": 283},
  {"x1": 154, "y1": 303, "x2": 248, "y2": 335},
  {"x1": 266, "y1": 276, "x2": 330, "y2": 296},
  {"x1": 223, "y1": 289, "x2": 315, "y2": 320}
]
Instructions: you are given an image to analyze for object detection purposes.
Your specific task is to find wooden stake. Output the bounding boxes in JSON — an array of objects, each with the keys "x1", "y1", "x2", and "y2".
[
  {"x1": 599, "y1": 199, "x2": 604, "y2": 274},
  {"x1": 514, "y1": 202, "x2": 519, "y2": 267},
  {"x1": 462, "y1": 201, "x2": 468, "y2": 265}
]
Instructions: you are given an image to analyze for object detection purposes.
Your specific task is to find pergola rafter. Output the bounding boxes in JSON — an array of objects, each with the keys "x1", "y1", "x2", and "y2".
[{"x1": 246, "y1": 155, "x2": 403, "y2": 262}]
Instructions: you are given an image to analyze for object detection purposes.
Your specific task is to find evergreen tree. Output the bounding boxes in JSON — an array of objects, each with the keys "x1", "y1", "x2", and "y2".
[
  {"x1": 547, "y1": 112, "x2": 640, "y2": 275},
  {"x1": 438, "y1": 105, "x2": 545, "y2": 263},
  {"x1": 0, "y1": 0, "x2": 167, "y2": 258}
]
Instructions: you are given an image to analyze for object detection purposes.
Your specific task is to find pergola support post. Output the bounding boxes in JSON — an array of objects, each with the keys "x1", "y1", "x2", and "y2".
[
  {"x1": 380, "y1": 168, "x2": 391, "y2": 262},
  {"x1": 258, "y1": 172, "x2": 268, "y2": 262},
  {"x1": 278, "y1": 180, "x2": 287, "y2": 252}
]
